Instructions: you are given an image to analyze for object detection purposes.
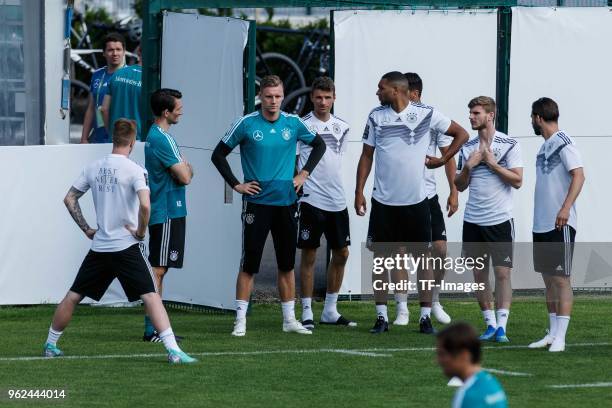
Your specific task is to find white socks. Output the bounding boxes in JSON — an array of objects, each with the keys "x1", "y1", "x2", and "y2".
[
  {"x1": 322, "y1": 293, "x2": 340, "y2": 321},
  {"x1": 376, "y1": 304, "x2": 388, "y2": 322},
  {"x1": 396, "y1": 301, "x2": 408, "y2": 314},
  {"x1": 483, "y1": 309, "x2": 497, "y2": 328},
  {"x1": 46, "y1": 326, "x2": 63, "y2": 346},
  {"x1": 159, "y1": 327, "x2": 180, "y2": 352},
  {"x1": 548, "y1": 313, "x2": 557, "y2": 337},
  {"x1": 235, "y1": 300, "x2": 249, "y2": 320},
  {"x1": 281, "y1": 300, "x2": 296, "y2": 322},
  {"x1": 496, "y1": 309, "x2": 510, "y2": 331},
  {"x1": 301, "y1": 297, "x2": 313, "y2": 321},
  {"x1": 555, "y1": 316, "x2": 570, "y2": 342},
  {"x1": 420, "y1": 307, "x2": 432, "y2": 320}
]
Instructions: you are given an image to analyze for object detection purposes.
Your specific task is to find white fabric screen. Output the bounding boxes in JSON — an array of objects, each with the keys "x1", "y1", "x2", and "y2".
[
  {"x1": 508, "y1": 7, "x2": 612, "y2": 242},
  {"x1": 333, "y1": 9, "x2": 498, "y2": 294},
  {"x1": 159, "y1": 12, "x2": 249, "y2": 309},
  {"x1": 161, "y1": 12, "x2": 249, "y2": 150}
]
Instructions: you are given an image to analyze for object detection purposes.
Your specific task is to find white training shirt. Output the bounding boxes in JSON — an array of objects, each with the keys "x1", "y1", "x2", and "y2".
[
  {"x1": 298, "y1": 112, "x2": 350, "y2": 212},
  {"x1": 424, "y1": 130, "x2": 453, "y2": 199},
  {"x1": 73, "y1": 153, "x2": 149, "y2": 252},
  {"x1": 363, "y1": 102, "x2": 451, "y2": 206},
  {"x1": 533, "y1": 131, "x2": 583, "y2": 233},
  {"x1": 457, "y1": 132, "x2": 523, "y2": 226}
]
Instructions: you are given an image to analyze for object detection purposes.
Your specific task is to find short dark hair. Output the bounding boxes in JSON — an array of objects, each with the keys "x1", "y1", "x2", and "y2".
[
  {"x1": 532, "y1": 97, "x2": 559, "y2": 122},
  {"x1": 381, "y1": 71, "x2": 409, "y2": 91},
  {"x1": 112, "y1": 118, "x2": 137, "y2": 147},
  {"x1": 437, "y1": 322, "x2": 482, "y2": 364},
  {"x1": 150, "y1": 88, "x2": 182, "y2": 117},
  {"x1": 404, "y1": 72, "x2": 423, "y2": 96},
  {"x1": 103, "y1": 33, "x2": 126, "y2": 51},
  {"x1": 311, "y1": 76, "x2": 335, "y2": 93}
]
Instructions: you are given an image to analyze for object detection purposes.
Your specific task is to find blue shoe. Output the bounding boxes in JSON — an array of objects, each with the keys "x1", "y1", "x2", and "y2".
[
  {"x1": 43, "y1": 343, "x2": 63, "y2": 358},
  {"x1": 495, "y1": 327, "x2": 510, "y2": 343},
  {"x1": 167, "y1": 349, "x2": 197, "y2": 364},
  {"x1": 479, "y1": 325, "x2": 497, "y2": 341}
]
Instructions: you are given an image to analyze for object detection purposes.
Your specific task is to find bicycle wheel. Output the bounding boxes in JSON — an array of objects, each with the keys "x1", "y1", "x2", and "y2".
[
  {"x1": 256, "y1": 52, "x2": 305, "y2": 96},
  {"x1": 281, "y1": 86, "x2": 312, "y2": 117}
]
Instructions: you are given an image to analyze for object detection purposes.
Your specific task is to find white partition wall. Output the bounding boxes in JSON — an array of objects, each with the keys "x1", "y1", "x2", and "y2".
[
  {"x1": 508, "y1": 7, "x2": 612, "y2": 243},
  {"x1": 0, "y1": 144, "x2": 144, "y2": 304},
  {"x1": 333, "y1": 9, "x2": 498, "y2": 294},
  {"x1": 159, "y1": 12, "x2": 249, "y2": 309}
]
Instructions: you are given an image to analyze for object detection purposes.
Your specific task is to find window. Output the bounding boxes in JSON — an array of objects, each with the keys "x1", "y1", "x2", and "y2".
[{"x1": 0, "y1": 0, "x2": 43, "y2": 145}]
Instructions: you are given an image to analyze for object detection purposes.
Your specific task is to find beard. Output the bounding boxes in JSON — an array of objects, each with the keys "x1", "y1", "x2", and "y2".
[{"x1": 532, "y1": 123, "x2": 542, "y2": 135}]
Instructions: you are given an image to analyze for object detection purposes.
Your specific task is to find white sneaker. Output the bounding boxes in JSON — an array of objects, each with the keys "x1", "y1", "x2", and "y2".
[
  {"x1": 231, "y1": 318, "x2": 246, "y2": 337},
  {"x1": 528, "y1": 334, "x2": 554, "y2": 349},
  {"x1": 393, "y1": 311, "x2": 409, "y2": 326},
  {"x1": 549, "y1": 338, "x2": 566, "y2": 352},
  {"x1": 283, "y1": 319, "x2": 312, "y2": 334},
  {"x1": 447, "y1": 377, "x2": 464, "y2": 387},
  {"x1": 432, "y1": 302, "x2": 451, "y2": 324}
]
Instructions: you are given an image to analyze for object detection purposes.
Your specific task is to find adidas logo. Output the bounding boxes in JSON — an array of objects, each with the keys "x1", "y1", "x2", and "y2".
[
  {"x1": 270, "y1": 129, "x2": 276, "y2": 133},
  {"x1": 504, "y1": 256, "x2": 511, "y2": 262},
  {"x1": 324, "y1": 126, "x2": 330, "y2": 131},
  {"x1": 556, "y1": 265, "x2": 564, "y2": 271},
  {"x1": 442, "y1": 231, "x2": 446, "y2": 236},
  {"x1": 395, "y1": 117, "x2": 402, "y2": 122}
]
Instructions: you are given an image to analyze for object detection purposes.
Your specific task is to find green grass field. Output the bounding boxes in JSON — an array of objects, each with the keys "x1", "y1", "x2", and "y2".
[{"x1": 1, "y1": 296, "x2": 611, "y2": 407}]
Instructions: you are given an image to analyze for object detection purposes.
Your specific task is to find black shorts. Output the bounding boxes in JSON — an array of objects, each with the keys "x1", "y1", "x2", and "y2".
[
  {"x1": 297, "y1": 202, "x2": 350, "y2": 250},
  {"x1": 462, "y1": 220, "x2": 514, "y2": 268},
  {"x1": 149, "y1": 217, "x2": 186, "y2": 268},
  {"x1": 70, "y1": 243, "x2": 157, "y2": 302},
  {"x1": 429, "y1": 195, "x2": 447, "y2": 242},
  {"x1": 367, "y1": 198, "x2": 431, "y2": 248},
  {"x1": 533, "y1": 225, "x2": 576, "y2": 276},
  {"x1": 241, "y1": 200, "x2": 298, "y2": 274}
]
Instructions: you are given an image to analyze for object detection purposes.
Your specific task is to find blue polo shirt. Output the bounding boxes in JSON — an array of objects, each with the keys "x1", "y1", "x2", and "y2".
[
  {"x1": 222, "y1": 110, "x2": 316, "y2": 206},
  {"x1": 89, "y1": 66, "x2": 116, "y2": 143}
]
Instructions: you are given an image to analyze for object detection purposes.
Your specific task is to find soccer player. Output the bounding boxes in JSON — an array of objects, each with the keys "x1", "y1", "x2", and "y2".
[
  {"x1": 42, "y1": 119, "x2": 196, "y2": 364},
  {"x1": 102, "y1": 45, "x2": 142, "y2": 140},
  {"x1": 455, "y1": 96, "x2": 523, "y2": 342},
  {"x1": 528, "y1": 98, "x2": 584, "y2": 352},
  {"x1": 355, "y1": 71, "x2": 468, "y2": 334},
  {"x1": 211, "y1": 75, "x2": 326, "y2": 336},
  {"x1": 405, "y1": 72, "x2": 458, "y2": 325},
  {"x1": 296, "y1": 77, "x2": 355, "y2": 329},
  {"x1": 437, "y1": 322, "x2": 508, "y2": 408},
  {"x1": 80, "y1": 33, "x2": 125, "y2": 144},
  {"x1": 143, "y1": 88, "x2": 193, "y2": 342}
]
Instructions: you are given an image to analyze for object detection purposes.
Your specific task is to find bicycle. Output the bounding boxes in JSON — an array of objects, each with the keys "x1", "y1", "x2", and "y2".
[{"x1": 254, "y1": 26, "x2": 330, "y2": 116}]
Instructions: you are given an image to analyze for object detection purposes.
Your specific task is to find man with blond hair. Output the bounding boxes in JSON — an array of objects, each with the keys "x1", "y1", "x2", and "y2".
[
  {"x1": 212, "y1": 75, "x2": 326, "y2": 336},
  {"x1": 43, "y1": 119, "x2": 196, "y2": 364},
  {"x1": 455, "y1": 96, "x2": 523, "y2": 343}
]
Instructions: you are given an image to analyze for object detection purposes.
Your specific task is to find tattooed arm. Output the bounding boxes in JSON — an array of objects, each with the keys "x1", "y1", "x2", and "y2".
[{"x1": 64, "y1": 187, "x2": 96, "y2": 240}]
